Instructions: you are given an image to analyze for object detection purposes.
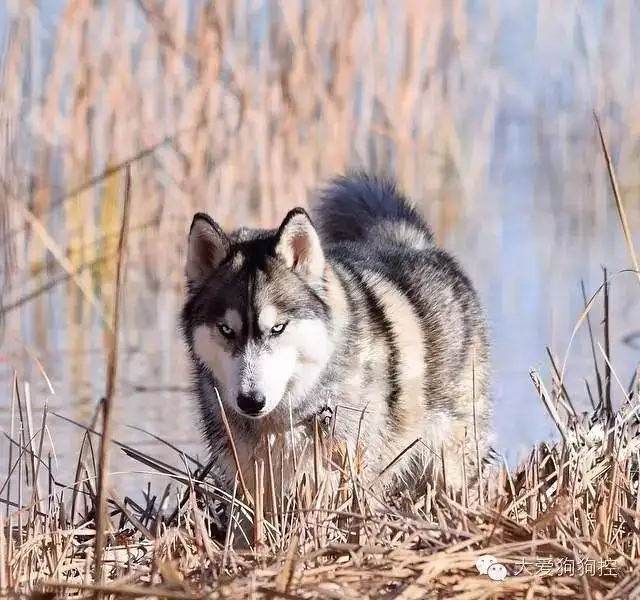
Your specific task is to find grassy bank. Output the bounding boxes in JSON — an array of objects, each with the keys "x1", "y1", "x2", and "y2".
[
  {"x1": 2, "y1": 0, "x2": 639, "y2": 317},
  {"x1": 3, "y1": 168, "x2": 640, "y2": 596},
  {"x1": 2, "y1": 330, "x2": 640, "y2": 599},
  {"x1": 2, "y1": 2, "x2": 640, "y2": 598},
  {"x1": 3, "y1": 130, "x2": 640, "y2": 600}
]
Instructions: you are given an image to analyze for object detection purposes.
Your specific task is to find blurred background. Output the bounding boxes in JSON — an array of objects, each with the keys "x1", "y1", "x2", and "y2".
[{"x1": 1, "y1": 0, "x2": 640, "y2": 496}]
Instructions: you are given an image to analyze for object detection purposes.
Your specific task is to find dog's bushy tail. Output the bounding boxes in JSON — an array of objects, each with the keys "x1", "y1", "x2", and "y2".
[{"x1": 311, "y1": 171, "x2": 434, "y2": 249}]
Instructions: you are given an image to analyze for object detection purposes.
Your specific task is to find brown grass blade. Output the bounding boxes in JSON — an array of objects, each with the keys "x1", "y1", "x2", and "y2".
[
  {"x1": 94, "y1": 164, "x2": 132, "y2": 584},
  {"x1": 593, "y1": 113, "x2": 640, "y2": 285}
]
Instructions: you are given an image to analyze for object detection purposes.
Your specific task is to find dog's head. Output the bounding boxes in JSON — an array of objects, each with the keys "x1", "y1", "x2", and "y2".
[{"x1": 181, "y1": 208, "x2": 333, "y2": 422}]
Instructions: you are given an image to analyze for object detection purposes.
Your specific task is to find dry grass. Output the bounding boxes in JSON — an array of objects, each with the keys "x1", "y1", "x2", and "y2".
[
  {"x1": 2, "y1": 124, "x2": 640, "y2": 596},
  {"x1": 0, "y1": 0, "x2": 493, "y2": 293},
  {"x1": 2, "y1": 1, "x2": 640, "y2": 599},
  {"x1": 1, "y1": 0, "x2": 638, "y2": 316},
  {"x1": 1, "y1": 328, "x2": 640, "y2": 599},
  {"x1": 0, "y1": 0, "x2": 506, "y2": 347}
]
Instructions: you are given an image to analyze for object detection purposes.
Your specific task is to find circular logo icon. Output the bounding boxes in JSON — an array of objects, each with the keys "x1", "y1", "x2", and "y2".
[{"x1": 487, "y1": 562, "x2": 508, "y2": 581}]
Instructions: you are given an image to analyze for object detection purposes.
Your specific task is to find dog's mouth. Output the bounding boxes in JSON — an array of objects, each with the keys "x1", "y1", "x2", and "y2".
[
  {"x1": 234, "y1": 400, "x2": 281, "y2": 421},
  {"x1": 236, "y1": 402, "x2": 335, "y2": 439},
  {"x1": 238, "y1": 409, "x2": 270, "y2": 420}
]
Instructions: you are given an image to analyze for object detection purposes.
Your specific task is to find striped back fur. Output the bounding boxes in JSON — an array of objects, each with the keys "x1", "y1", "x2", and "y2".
[{"x1": 311, "y1": 173, "x2": 492, "y2": 493}]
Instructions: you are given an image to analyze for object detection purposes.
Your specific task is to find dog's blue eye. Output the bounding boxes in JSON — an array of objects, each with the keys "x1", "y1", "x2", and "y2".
[
  {"x1": 270, "y1": 322, "x2": 288, "y2": 336},
  {"x1": 217, "y1": 323, "x2": 235, "y2": 339}
]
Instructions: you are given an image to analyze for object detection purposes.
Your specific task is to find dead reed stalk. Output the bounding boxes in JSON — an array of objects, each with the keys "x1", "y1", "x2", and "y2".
[{"x1": 93, "y1": 165, "x2": 132, "y2": 584}]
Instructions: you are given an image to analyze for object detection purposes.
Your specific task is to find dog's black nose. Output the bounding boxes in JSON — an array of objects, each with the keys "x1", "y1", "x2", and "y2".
[{"x1": 237, "y1": 392, "x2": 266, "y2": 415}]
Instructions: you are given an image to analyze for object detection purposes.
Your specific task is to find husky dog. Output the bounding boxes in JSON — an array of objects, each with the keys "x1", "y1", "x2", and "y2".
[{"x1": 180, "y1": 172, "x2": 492, "y2": 503}]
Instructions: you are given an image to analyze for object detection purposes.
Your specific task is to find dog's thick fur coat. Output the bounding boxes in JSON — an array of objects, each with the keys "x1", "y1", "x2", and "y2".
[{"x1": 180, "y1": 172, "x2": 492, "y2": 502}]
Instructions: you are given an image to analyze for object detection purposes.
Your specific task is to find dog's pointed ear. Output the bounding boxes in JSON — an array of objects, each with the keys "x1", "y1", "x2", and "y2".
[
  {"x1": 185, "y1": 213, "x2": 230, "y2": 287},
  {"x1": 275, "y1": 208, "x2": 324, "y2": 282}
]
